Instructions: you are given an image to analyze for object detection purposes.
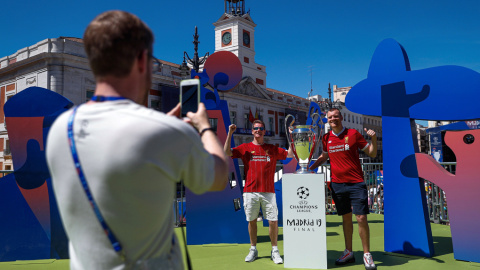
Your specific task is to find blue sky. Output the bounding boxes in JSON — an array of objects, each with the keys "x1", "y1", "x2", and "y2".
[{"x1": 1, "y1": 0, "x2": 479, "y2": 100}]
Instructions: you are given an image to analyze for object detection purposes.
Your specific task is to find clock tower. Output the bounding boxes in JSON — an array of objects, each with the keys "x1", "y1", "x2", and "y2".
[{"x1": 214, "y1": 0, "x2": 267, "y2": 89}]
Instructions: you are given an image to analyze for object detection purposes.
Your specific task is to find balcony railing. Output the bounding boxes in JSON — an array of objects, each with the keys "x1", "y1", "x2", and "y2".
[
  {"x1": 235, "y1": 128, "x2": 274, "y2": 137},
  {"x1": 0, "y1": 170, "x2": 13, "y2": 177}
]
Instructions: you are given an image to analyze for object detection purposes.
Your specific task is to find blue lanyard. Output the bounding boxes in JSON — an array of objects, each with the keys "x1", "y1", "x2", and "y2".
[
  {"x1": 67, "y1": 101, "x2": 126, "y2": 261},
  {"x1": 90, "y1": 95, "x2": 127, "y2": 102}
]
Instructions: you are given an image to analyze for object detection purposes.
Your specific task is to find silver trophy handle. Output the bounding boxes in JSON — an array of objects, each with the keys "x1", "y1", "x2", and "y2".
[
  {"x1": 310, "y1": 112, "x2": 321, "y2": 128},
  {"x1": 310, "y1": 112, "x2": 322, "y2": 149},
  {"x1": 285, "y1": 114, "x2": 295, "y2": 150}
]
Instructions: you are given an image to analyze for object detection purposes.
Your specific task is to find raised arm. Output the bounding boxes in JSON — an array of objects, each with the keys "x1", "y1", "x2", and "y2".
[
  {"x1": 363, "y1": 128, "x2": 377, "y2": 158},
  {"x1": 224, "y1": 124, "x2": 236, "y2": 157}
]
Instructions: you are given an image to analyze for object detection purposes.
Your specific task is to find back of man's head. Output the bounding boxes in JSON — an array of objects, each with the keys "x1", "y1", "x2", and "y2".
[{"x1": 83, "y1": 10, "x2": 154, "y2": 78}]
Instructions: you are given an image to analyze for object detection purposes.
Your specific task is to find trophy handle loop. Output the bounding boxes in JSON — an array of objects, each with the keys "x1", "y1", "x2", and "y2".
[
  {"x1": 310, "y1": 112, "x2": 322, "y2": 144},
  {"x1": 310, "y1": 112, "x2": 321, "y2": 128},
  {"x1": 285, "y1": 114, "x2": 295, "y2": 150}
]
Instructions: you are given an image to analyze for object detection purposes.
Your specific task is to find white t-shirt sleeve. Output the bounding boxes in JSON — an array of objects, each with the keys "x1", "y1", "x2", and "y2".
[
  {"x1": 147, "y1": 118, "x2": 215, "y2": 195},
  {"x1": 180, "y1": 134, "x2": 215, "y2": 195}
]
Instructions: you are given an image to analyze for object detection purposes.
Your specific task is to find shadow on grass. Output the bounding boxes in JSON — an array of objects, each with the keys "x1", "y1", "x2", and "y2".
[
  {"x1": 326, "y1": 222, "x2": 343, "y2": 228},
  {"x1": 326, "y1": 218, "x2": 384, "y2": 228},
  {"x1": 257, "y1": 235, "x2": 283, "y2": 243},
  {"x1": 432, "y1": 235, "x2": 453, "y2": 256},
  {"x1": 374, "y1": 250, "x2": 448, "y2": 267},
  {"x1": 326, "y1": 249, "x2": 444, "y2": 268}
]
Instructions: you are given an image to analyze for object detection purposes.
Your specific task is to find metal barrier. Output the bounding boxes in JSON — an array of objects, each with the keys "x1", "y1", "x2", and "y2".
[
  {"x1": 251, "y1": 161, "x2": 453, "y2": 222},
  {"x1": 424, "y1": 162, "x2": 454, "y2": 225},
  {"x1": 239, "y1": 162, "x2": 384, "y2": 215},
  {"x1": 174, "y1": 161, "x2": 454, "y2": 226},
  {"x1": 315, "y1": 162, "x2": 385, "y2": 215}
]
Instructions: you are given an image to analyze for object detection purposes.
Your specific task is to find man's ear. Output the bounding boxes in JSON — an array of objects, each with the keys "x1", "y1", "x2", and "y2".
[{"x1": 137, "y1": 49, "x2": 149, "y2": 73}]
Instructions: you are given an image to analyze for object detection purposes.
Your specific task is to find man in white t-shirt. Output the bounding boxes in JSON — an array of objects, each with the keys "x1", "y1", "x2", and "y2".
[{"x1": 46, "y1": 10, "x2": 228, "y2": 270}]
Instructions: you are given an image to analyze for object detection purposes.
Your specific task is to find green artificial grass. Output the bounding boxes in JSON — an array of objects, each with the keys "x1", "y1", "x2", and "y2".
[{"x1": 1, "y1": 214, "x2": 479, "y2": 269}]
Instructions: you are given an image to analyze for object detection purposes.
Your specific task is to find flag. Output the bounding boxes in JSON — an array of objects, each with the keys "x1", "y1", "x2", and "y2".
[
  {"x1": 249, "y1": 107, "x2": 254, "y2": 123},
  {"x1": 254, "y1": 108, "x2": 259, "y2": 120}
]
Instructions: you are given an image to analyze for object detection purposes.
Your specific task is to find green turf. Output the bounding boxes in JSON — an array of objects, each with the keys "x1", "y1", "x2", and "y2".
[{"x1": 1, "y1": 214, "x2": 479, "y2": 269}]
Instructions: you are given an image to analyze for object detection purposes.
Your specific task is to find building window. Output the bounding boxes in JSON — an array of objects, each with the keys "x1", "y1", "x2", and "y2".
[
  {"x1": 269, "y1": 117, "x2": 274, "y2": 132},
  {"x1": 244, "y1": 57, "x2": 249, "y2": 63},
  {"x1": 279, "y1": 119, "x2": 285, "y2": 134},
  {"x1": 244, "y1": 113, "x2": 251, "y2": 129},
  {"x1": 230, "y1": 111, "x2": 237, "y2": 125},
  {"x1": 4, "y1": 140, "x2": 10, "y2": 156},
  {"x1": 256, "y1": 78, "x2": 264, "y2": 85}
]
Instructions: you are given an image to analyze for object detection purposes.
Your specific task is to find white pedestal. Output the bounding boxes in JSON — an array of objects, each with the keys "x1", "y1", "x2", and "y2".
[{"x1": 282, "y1": 173, "x2": 327, "y2": 269}]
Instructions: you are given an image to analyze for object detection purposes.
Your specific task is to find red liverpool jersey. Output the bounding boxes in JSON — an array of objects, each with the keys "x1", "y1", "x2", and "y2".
[
  {"x1": 323, "y1": 128, "x2": 369, "y2": 183},
  {"x1": 232, "y1": 142, "x2": 288, "y2": 193}
]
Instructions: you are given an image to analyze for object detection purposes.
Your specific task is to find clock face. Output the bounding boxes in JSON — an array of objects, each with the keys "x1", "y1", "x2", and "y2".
[
  {"x1": 222, "y1": 32, "x2": 232, "y2": 45},
  {"x1": 243, "y1": 32, "x2": 250, "y2": 45}
]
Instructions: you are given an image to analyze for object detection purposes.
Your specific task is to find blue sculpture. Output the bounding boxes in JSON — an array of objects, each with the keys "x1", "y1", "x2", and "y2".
[
  {"x1": 0, "y1": 87, "x2": 72, "y2": 261},
  {"x1": 346, "y1": 38, "x2": 480, "y2": 258},
  {"x1": 185, "y1": 51, "x2": 249, "y2": 245}
]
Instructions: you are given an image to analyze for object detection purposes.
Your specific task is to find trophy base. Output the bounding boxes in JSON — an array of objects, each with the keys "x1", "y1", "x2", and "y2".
[{"x1": 294, "y1": 168, "x2": 316, "y2": 174}]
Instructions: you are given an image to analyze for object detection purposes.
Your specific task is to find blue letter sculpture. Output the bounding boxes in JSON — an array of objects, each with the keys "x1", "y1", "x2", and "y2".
[
  {"x1": 0, "y1": 87, "x2": 72, "y2": 261},
  {"x1": 346, "y1": 38, "x2": 480, "y2": 259},
  {"x1": 185, "y1": 51, "x2": 249, "y2": 245}
]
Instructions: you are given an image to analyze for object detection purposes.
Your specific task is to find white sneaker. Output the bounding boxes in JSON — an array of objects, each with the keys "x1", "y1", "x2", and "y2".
[
  {"x1": 363, "y1": 252, "x2": 376, "y2": 270},
  {"x1": 335, "y1": 249, "x2": 355, "y2": 265},
  {"x1": 271, "y1": 250, "x2": 283, "y2": 264},
  {"x1": 245, "y1": 248, "x2": 258, "y2": 262}
]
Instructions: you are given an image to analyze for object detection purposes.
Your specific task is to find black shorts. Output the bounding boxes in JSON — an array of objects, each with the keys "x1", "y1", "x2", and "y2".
[{"x1": 330, "y1": 182, "x2": 369, "y2": 216}]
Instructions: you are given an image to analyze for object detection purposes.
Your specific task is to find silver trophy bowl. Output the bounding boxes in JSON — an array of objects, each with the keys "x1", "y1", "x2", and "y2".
[{"x1": 285, "y1": 113, "x2": 321, "y2": 174}]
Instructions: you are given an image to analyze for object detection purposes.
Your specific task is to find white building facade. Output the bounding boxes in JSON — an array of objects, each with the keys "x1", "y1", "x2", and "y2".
[{"x1": 0, "y1": 2, "x2": 311, "y2": 169}]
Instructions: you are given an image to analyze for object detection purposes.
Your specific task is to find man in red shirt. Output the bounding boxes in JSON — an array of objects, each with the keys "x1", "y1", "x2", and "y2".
[
  {"x1": 224, "y1": 119, "x2": 293, "y2": 264},
  {"x1": 310, "y1": 108, "x2": 378, "y2": 270}
]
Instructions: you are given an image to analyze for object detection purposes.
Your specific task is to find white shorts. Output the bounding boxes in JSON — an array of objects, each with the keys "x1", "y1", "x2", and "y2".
[{"x1": 243, "y1": 192, "x2": 278, "y2": 222}]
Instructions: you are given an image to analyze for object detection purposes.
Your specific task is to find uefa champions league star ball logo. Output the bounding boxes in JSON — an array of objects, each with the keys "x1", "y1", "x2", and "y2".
[{"x1": 297, "y1": 186, "x2": 310, "y2": 200}]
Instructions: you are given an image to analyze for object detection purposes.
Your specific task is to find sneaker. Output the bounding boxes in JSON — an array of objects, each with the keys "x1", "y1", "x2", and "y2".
[
  {"x1": 245, "y1": 248, "x2": 258, "y2": 262},
  {"x1": 335, "y1": 249, "x2": 355, "y2": 265},
  {"x1": 363, "y1": 253, "x2": 376, "y2": 270},
  {"x1": 271, "y1": 249, "x2": 283, "y2": 264}
]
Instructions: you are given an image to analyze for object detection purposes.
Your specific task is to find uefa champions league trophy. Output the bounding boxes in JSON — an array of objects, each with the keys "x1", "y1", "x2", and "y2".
[{"x1": 285, "y1": 113, "x2": 322, "y2": 174}]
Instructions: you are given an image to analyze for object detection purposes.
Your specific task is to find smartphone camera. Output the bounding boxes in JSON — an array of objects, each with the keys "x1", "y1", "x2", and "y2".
[{"x1": 180, "y1": 79, "x2": 200, "y2": 118}]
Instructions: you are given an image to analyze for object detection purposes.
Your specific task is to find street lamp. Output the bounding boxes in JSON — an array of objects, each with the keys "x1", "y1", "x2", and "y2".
[
  {"x1": 319, "y1": 83, "x2": 343, "y2": 112},
  {"x1": 180, "y1": 26, "x2": 209, "y2": 79}
]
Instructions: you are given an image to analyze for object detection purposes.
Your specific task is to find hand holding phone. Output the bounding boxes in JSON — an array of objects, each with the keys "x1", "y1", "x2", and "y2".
[{"x1": 180, "y1": 79, "x2": 200, "y2": 118}]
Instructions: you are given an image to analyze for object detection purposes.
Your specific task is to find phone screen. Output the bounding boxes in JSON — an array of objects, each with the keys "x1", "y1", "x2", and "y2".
[{"x1": 181, "y1": 83, "x2": 199, "y2": 117}]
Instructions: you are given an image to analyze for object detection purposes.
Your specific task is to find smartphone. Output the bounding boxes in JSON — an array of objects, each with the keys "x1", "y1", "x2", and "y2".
[{"x1": 180, "y1": 79, "x2": 200, "y2": 118}]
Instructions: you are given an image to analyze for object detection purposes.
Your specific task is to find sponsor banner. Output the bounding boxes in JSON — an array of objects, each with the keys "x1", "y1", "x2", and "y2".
[{"x1": 429, "y1": 132, "x2": 443, "y2": 162}]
